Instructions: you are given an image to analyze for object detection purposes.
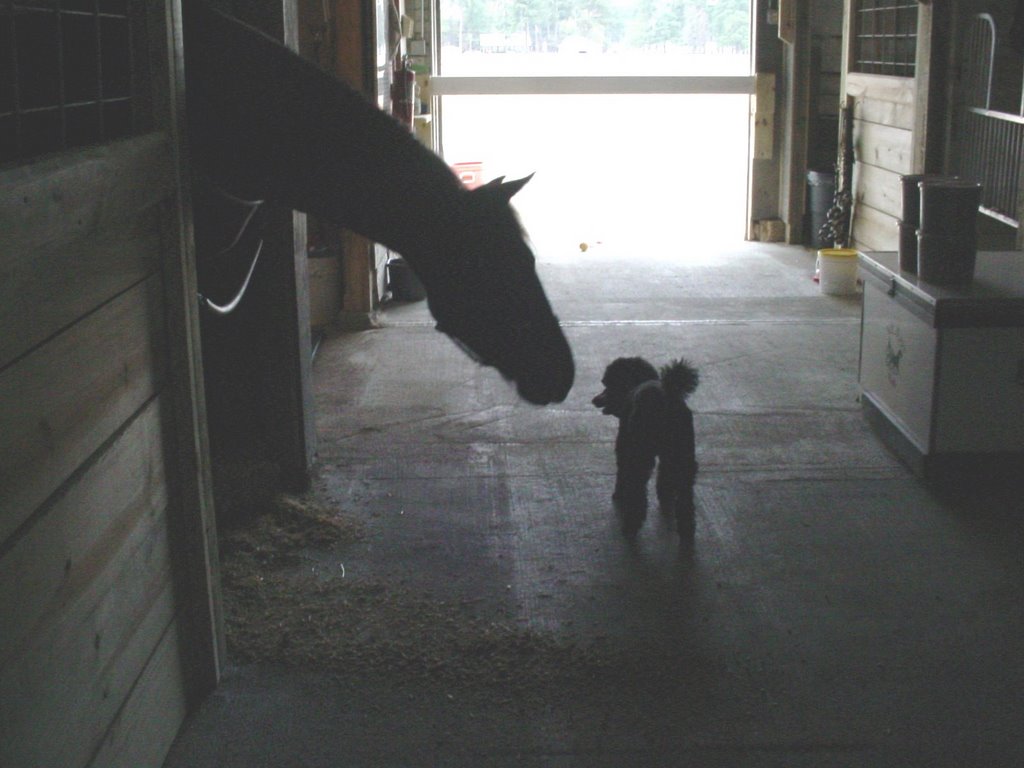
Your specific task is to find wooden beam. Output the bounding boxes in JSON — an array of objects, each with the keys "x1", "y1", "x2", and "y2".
[
  {"x1": 158, "y1": 0, "x2": 225, "y2": 700},
  {"x1": 752, "y1": 73, "x2": 776, "y2": 161},
  {"x1": 914, "y1": 0, "x2": 951, "y2": 174},
  {"x1": 781, "y1": 0, "x2": 811, "y2": 243},
  {"x1": 332, "y1": 0, "x2": 380, "y2": 323},
  {"x1": 429, "y1": 75, "x2": 757, "y2": 96}
]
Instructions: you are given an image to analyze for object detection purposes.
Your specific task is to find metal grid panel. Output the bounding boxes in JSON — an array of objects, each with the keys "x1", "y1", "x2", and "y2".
[
  {"x1": 948, "y1": 14, "x2": 1023, "y2": 228},
  {"x1": 852, "y1": 0, "x2": 917, "y2": 77},
  {"x1": 959, "y1": 13, "x2": 995, "y2": 111},
  {"x1": 957, "y1": 108, "x2": 1024, "y2": 226},
  {"x1": 1, "y1": 0, "x2": 145, "y2": 165}
]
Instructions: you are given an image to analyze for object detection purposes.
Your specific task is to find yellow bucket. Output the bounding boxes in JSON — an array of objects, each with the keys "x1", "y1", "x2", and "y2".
[{"x1": 817, "y1": 248, "x2": 859, "y2": 295}]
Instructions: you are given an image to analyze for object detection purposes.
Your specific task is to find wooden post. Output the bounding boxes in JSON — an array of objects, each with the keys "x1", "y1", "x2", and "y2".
[
  {"x1": 197, "y1": 0, "x2": 316, "y2": 495},
  {"x1": 780, "y1": 0, "x2": 811, "y2": 243},
  {"x1": 340, "y1": 231, "x2": 379, "y2": 328},
  {"x1": 914, "y1": 1, "x2": 950, "y2": 175},
  {"x1": 157, "y1": 0, "x2": 225, "y2": 702},
  {"x1": 237, "y1": 0, "x2": 315, "y2": 489},
  {"x1": 334, "y1": 0, "x2": 382, "y2": 327},
  {"x1": 747, "y1": 0, "x2": 783, "y2": 240}
]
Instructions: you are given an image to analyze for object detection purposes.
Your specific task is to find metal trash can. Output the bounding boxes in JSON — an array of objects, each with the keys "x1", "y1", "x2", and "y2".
[
  {"x1": 807, "y1": 170, "x2": 836, "y2": 250},
  {"x1": 386, "y1": 257, "x2": 426, "y2": 301}
]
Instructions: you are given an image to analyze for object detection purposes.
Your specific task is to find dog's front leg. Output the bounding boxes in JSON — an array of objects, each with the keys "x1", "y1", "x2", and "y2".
[{"x1": 614, "y1": 443, "x2": 655, "y2": 537}]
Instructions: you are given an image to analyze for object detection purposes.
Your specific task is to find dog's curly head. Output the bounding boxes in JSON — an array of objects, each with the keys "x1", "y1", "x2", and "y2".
[{"x1": 592, "y1": 357, "x2": 659, "y2": 417}]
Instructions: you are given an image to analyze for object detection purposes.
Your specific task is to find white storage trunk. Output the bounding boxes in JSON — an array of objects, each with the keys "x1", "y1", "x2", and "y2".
[{"x1": 858, "y1": 251, "x2": 1024, "y2": 478}]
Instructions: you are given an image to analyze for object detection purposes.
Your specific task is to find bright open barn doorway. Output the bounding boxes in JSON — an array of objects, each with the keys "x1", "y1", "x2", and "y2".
[
  {"x1": 439, "y1": 92, "x2": 751, "y2": 259},
  {"x1": 434, "y1": 0, "x2": 753, "y2": 260}
]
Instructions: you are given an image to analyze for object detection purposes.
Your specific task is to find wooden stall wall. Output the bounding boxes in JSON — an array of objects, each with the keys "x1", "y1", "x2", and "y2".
[
  {"x1": 845, "y1": 74, "x2": 915, "y2": 250},
  {"x1": 841, "y1": 2, "x2": 947, "y2": 252},
  {"x1": 0, "y1": 2, "x2": 219, "y2": 767}
]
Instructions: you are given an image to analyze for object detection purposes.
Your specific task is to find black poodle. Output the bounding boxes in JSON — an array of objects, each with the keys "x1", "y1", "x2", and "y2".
[{"x1": 592, "y1": 357, "x2": 699, "y2": 539}]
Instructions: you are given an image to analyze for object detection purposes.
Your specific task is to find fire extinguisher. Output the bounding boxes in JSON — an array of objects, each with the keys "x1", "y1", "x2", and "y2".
[{"x1": 391, "y1": 56, "x2": 415, "y2": 131}]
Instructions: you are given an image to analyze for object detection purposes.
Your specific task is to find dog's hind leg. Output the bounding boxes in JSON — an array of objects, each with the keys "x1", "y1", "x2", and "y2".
[
  {"x1": 674, "y1": 481, "x2": 696, "y2": 541},
  {"x1": 656, "y1": 459, "x2": 697, "y2": 540}
]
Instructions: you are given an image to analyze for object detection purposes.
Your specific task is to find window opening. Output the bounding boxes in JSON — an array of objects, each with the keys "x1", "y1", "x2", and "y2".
[
  {"x1": 851, "y1": 0, "x2": 917, "y2": 77},
  {"x1": 1, "y1": 0, "x2": 148, "y2": 165}
]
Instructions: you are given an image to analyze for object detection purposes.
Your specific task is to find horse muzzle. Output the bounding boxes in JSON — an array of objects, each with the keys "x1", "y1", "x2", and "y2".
[
  {"x1": 436, "y1": 319, "x2": 574, "y2": 405},
  {"x1": 511, "y1": 334, "x2": 574, "y2": 405}
]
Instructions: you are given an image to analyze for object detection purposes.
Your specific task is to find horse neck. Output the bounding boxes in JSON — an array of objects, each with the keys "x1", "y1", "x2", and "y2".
[
  {"x1": 347, "y1": 167, "x2": 468, "y2": 260},
  {"x1": 306, "y1": 97, "x2": 470, "y2": 260},
  {"x1": 186, "y1": 1, "x2": 470, "y2": 260},
  {"x1": 325, "y1": 81, "x2": 481, "y2": 259}
]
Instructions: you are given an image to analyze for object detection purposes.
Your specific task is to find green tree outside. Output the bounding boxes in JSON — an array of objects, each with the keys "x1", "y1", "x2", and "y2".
[{"x1": 442, "y1": 0, "x2": 749, "y2": 53}]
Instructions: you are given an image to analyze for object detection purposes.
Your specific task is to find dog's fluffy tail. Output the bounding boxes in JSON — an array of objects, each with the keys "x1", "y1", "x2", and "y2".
[{"x1": 660, "y1": 359, "x2": 699, "y2": 400}]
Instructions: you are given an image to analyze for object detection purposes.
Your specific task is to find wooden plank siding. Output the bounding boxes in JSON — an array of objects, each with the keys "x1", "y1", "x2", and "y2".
[
  {"x1": 0, "y1": 134, "x2": 173, "y2": 371},
  {"x1": 842, "y1": 2, "x2": 947, "y2": 254},
  {"x1": 0, "y1": 134, "x2": 174, "y2": 267},
  {"x1": 850, "y1": 178, "x2": 904, "y2": 249},
  {"x1": 0, "y1": 1, "x2": 220, "y2": 766},
  {"x1": 0, "y1": 401, "x2": 170, "y2": 665},
  {"x1": 88, "y1": 621, "x2": 189, "y2": 768},
  {"x1": 853, "y1": 121, "x2": 914, "y2": 174},
  {"x1": 0, "y1": 414, "x2": 179, "y2": 764},
  {"x1": 0, "y1": 154, "x2": 187, "y2": 766},
  {"x1": 846, "y1": 74, "x2": 917, "y2": 251},
  {"x1": 0, "y1": 275, "x2": 167, "y2": 543},
  {"x1": 849, "y1": 76, "x2": 916, "y2": 130}
]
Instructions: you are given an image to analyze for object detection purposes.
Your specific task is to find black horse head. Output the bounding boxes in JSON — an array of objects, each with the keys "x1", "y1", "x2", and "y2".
[
  {"x1": 182, "y1": 3, "x2": 574, "y2": 404},
  {"x1": 412, "y1": 175, "x2": 575, "y2": 405}
]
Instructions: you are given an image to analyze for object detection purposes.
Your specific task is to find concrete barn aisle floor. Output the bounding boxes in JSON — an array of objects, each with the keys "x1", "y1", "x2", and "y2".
[{"x1": 165, "y1": 242, "x2": 1024, "y2": 767}]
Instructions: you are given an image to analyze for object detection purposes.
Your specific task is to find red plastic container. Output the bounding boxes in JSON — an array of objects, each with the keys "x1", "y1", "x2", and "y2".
[{"x1": 451, "y1": 161, "x2": 484, "y2": 189}]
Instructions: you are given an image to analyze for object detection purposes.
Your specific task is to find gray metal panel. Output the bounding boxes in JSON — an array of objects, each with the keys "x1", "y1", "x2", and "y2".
[{"x1": 860, "y1": 250, "x2": 1024, "y2": 327}]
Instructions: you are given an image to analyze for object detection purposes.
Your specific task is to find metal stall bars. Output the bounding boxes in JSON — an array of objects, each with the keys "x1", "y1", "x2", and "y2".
[{"x1": 951, "y1": 13, "x2": 1024, "y2": 233}]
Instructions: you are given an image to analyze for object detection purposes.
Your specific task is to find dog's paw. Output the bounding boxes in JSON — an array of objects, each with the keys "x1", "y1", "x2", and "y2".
[
  {"x1": 675, "y1": 505, "x2": 696, "y2": 542},
  {"x1": 620, "y1": 509, "x2": 645, "y2": 539},
  {"x1": 656, "y1": 490, "x2": 675, "y2": 516},
  {"x1": 621, "y1": 519, "x2": 644, "y2": 539},
  {"x1": 613, "y1": 497, "x2": 647, "y2": 539},
  {"x1": 614, "y1": 481, "x2": 646, "y2": 504}
]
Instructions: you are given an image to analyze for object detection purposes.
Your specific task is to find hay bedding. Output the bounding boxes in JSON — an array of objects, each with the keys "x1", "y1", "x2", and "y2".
[{"x1": 219, "y1": 495, "x2": 627, "y2": 693}]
